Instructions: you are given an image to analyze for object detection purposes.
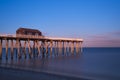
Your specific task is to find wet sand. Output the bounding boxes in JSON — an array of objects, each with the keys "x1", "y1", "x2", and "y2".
[{"x1": 0, "y1": 66, "x2": 88, "y2": 80}]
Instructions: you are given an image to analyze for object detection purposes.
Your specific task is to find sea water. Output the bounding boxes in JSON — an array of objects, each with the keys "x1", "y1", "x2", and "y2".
[{"x1": 0, "y1": 47, "x2": 120, "y2": 80}]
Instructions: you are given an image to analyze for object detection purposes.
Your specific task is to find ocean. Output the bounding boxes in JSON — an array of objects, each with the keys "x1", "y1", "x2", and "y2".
[{"x1": 0, "y1": 47, "x2": 120, "y2": 80}]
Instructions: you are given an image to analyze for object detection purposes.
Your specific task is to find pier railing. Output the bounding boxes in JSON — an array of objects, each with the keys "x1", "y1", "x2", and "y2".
[{"x1": 0, "y1": 34, "x2": 83, "y2": 41}]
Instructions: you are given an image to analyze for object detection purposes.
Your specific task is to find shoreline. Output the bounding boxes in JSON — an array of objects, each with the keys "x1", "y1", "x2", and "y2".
[{"x1": 0, "y1": 64, "x2": 88, "y2": 80}]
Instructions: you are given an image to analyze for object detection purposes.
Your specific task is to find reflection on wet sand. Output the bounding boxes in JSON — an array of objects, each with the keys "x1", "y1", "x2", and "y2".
[{"x1": 0, "y1": 48, "x2": 81, "y2": 68}]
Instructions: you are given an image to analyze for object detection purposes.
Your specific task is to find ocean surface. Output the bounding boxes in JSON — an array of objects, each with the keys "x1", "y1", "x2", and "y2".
[{"x1": 0, "y1": 47, "x2": 120, "y2": 80}]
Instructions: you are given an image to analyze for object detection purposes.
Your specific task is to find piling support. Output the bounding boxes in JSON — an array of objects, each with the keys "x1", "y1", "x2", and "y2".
[
  {"x1": 80, "y1": 42, "x2": 83, "y2": 53},
  {"x1": 11, "y1": 40, "x2": 14, "y2": 59},
  {"x1": 66, "y1": 41, "x2": 69, "y2": 54},
  {"x1": 45, "y1": 41, "x2": 48, "y2": 56},
  {"x1": 76, "y1": 42, "x2": 79, "y2": 54},
  {"x1": 6, "y1": 39, "x2": 8, "y2": 59},
  {"x1": 69, "y1": 42, "x2": 71, "y2": 53},
  {"x1": 64, "y1": 41, "x2": 66, "y2": 55},
  {"x1": 58, "y1": 41, "x2": 60, "y2": 55},
  {"x1": 56, "y1": 41, "x2": 58, "y2": 56},
  {"x1": 53, "y1": 41, "x2": 56, "y2": 55},
  {"x1": 54, "y1": 41, "x2": 57, "y2": 56},
  {"x1": 23, "y1": 40, "x2": 26, "y2": 58},
  {"x1": 50, "y1": 40, "x2": 53, "y2": 56},
  {"x1": 33, "y1": 40, "x2": 36, "y2": 57},
  {"x1": 62, "y1": 41, "x2": 64, "y2": 55},
  {"x1": 36, "y1": 40, "x2": 40, "y2": 56},
  {"x1": 59, "y1": 41, "x2": 62, "y2": 55},
  {"x1": 68, "y1": 42, "x2": 71, "y2": 53},
  {"x1": 28, "y1": 39, "x2": 32, "y2": 58},
  {"x1": 19, "y1": 40, "x2": 21, "y2": 58},
  {"x1": 71, "y1": 41, "x2": 74, "y2": 55},
  {"x1": 0, "y1": 39, "x2": 2, "y2": 59},
  {"x1": 16, "y1": 39, "x2": 21, "y2": 59},
  {"x1": 54, "y1": 41, "x2": 56, "y2": 56},
  {"x1": 41, "y1": 41, "x2": 45, "y2": 58}
]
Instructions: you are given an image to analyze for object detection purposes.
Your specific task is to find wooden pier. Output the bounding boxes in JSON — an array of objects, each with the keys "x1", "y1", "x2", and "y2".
[{"x1": 0, "y1": 34, "x2": 83, "y2": 59}]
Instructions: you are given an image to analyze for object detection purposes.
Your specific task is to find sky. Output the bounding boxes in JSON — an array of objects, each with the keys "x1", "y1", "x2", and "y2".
[{"x1": 0, "y1": 0, "x2": 120, "y2": 47}]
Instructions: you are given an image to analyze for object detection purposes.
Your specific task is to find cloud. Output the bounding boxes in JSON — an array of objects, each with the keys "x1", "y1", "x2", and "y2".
[
  {"x1": 111, "y1": 31, "x2": 120, "y2": 35},
  {"x1": 83, "y1": 30, "x2": 120, "y2": 47}
]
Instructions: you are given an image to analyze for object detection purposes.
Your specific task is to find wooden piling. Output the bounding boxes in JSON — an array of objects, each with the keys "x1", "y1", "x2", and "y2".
[
  {"x1": 33, "y1": 40, "x2": 35, "y2": 57},
  {"x1": 6, "y1": 39, "x2": 8, "y2": 59},
  {"x1": 66, "y1": 41, "x2": 69, "y2": 54},
  {"x1": 56, "y1": 41, "x2": 58, "y2": 56},
  {"x1": 71, "y1": 41, "x2": 74, "y2": 55},
  {"x1": 23, "y1": 40, "x2": 26, "y2": 58},
  {"x1": 28, "y1": 39, "x2": 31, "y2": 58},
  {"x1": 45, "y1": 41, "x2": 48, "y2": 56},
  {"x1": 0, "y1": 39, "x2": 2, "y2": 59},
  {"x1": 63, "y1": 41, "x2": 66, "y2": 55},
  {"x1": 50, "y1": 40, "x2": 53, "y2": 56},
  {"x1": 11, "y1": 40, "x2": 14, "y2": 59},
  {"x1": 16, "y1": 39, "x2": 21, "y2": 59},
  {"x1": 76, "y1": 42, "x2": 79, "y2": 54},
  {"x1": 41, "y1": 41, "x2": 45, "y2": 58},
  {"x1": 80, "y1": 42, "x2": 83, "y2": 53},
  {"x1": 59, "y1": 41, "x2": 62, "y2": 55},
  {"x1": 36, "y1": 40, "x2": 40, "y2": 56}
]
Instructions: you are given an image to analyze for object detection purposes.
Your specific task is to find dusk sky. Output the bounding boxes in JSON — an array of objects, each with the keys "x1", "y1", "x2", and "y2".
[{"x1": 0, "y1": 0, "x2": 120, "y2": 47}]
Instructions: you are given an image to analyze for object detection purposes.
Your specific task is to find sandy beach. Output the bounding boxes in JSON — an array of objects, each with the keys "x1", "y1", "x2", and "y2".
[{"x1": 0, "y1": 65, "x2": 87, "y2": 80}]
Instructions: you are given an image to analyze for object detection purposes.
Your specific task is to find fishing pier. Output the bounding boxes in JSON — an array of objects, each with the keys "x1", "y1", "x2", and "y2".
[{"x1": 0, "y1": 28, "x2": 83, "y2": 59}]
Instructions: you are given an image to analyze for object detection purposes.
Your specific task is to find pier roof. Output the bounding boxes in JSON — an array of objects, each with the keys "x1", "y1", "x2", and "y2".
[{"x1": 16, "y1": 28, "x2": 42, "y2": 36}]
